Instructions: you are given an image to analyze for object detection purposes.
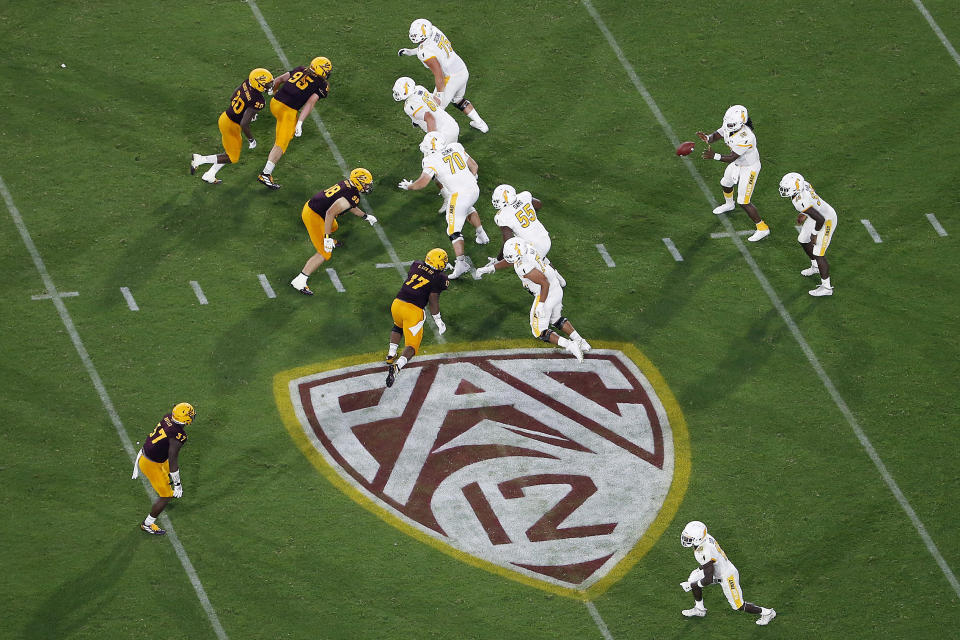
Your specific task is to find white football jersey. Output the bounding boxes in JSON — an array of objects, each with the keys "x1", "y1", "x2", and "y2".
[
  {"x1": 404, "y1": 86, "x2": 459, "y2": 140},
  {"x1": 513, "y1": 244, "x2": 562, "y2": 296},
  {"x1": 494, "y1": 191, "x2": 551, "y2": 255},
  {"x1": 420, "y1": 142, "x2": 477, "y2": 192},
  {"x1": 716, "y1": 125, "x2": 760, "y2": 166},
  {"x1": 790, "y1": 182, "x2": 836, "y2": 218},
  {"x1": 694, "y1": 534, "x2": 737, "y2": 579},
  {"x1": 417, "y1": 28, "x2": 467, "y2": 77}
]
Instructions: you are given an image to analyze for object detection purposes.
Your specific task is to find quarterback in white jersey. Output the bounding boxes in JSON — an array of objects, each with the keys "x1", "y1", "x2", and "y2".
[
  {"x1": 697, "y1": 105, "x2": 770, "y2": 242},
  {"x1": 398, "y1": 19, "x2": 489, "y2": 133},
  {"x1": 393, "y1": 77, "x2": 459, "y2": 145},
  {"x1": 780, "y1": 172, "x2": 838, "y2": 297},
  {"x1": 679, "y1": 521, "x2": 777, "y2": 626},
  {"x1": 500, "y1": 238, "x2": 590, "y2": 361},
  {"x1": 397, "y1": 132, "x2": 490, "y2": 279}
]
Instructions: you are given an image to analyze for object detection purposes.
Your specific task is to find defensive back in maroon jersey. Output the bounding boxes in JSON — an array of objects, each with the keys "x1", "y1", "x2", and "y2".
[{"x1": 142, "y1": 414, "x2": 188, "y2": 463}]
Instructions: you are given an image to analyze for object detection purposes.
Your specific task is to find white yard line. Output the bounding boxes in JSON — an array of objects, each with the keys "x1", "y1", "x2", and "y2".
[
  {"x1": 860, "y1": 219, "x2": 883, "y2": 243},
  {"x1": 1, "y1": 174, "x2": 229, "y2": 639},
  {"x1": 32, "y1": 291, "x2": 78, "y2": 300},
  {"x1": 326, "y1": 268, "x2": 346, "y2": 293},
  {"x1": 247, "y1": 0, "x2": 445, "y2": 342},
  {"x1": 190, "y1": 280, "x2": 209, "y2": 304},
  {"x1": 926, "y1": 213, "x2": 948, "y2": 236},
  {"x1": 661, "y1": 238, "x2": 684, "y2": 262},
  {"x1": 583, "y1": 0, "x2": 960, "y2": 604},
  {"x1": 709, "y1": 230, "x2": 754, "y2": 239},
  {"x1": 585, "y1": 601, "x2": 615, "y2": 640},
  {"x1": 258, "y1": 274, "x2": 277, "y2": 299},
  {"x1": 595, "y1": 243, "x2": 616, "y2": 267},
  {"x1": 912, "y1": 0, "x2": 960, "y2": 68},
  {"x1": 120, "y1": 287, "x2": 140, "y2": 311}
]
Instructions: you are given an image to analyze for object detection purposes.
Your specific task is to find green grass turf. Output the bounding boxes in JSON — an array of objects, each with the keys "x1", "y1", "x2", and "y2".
[{"x1": 2, "y1": 0, "x2": 959, "y2": 638}]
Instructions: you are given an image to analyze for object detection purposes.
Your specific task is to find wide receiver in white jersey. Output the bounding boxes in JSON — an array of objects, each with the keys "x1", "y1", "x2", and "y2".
[
  {"x1": 697, "y1": 105, "x2": 770, "y2": 242},
  {"x1": 780, "y1": 172, "x2": 838, "y2": 297},
  {"x1": 398, "y1": 131, "x2": 490, "y2": 279},
  {"x1": 679, "y1": 520, "x2": 777, "y2": 626},
  {"x1": 398, "y1": 19, "x2": 489, "y2": 133},
  {"x1": 498, "y1": 238, "x2": 590, "y2": 361},
  {"x1": 392, "y1": 77, "x2": 460, "y2": 146}
]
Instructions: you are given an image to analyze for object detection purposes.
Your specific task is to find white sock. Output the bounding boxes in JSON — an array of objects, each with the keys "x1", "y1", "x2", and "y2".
[
  {"x1": 723, "y1": 192, "x2": 733, "y2": 202},
  {"x1": 396, "y1": 355, "x2": 408, "y2": 370},
  {"x1": 388, "y1": 343, "x2": 398, "y2": 357},
  {"x1": 144, "y1": 515, "x2": 156, "y2": 526},
  {"x1": 810, "y1": 259, "x2": 818, "y2": 268},
  {"x1": 822, "y1": 277, "x2": 831, "y2": 288},
  {"x1": 467, "y1": 110, "x2": 487, "y2": 127},
  {"x1": 570, "y1": 330, "x2": 582, "y2": 341},
  {"x1": 291, "y1": 272, "x2": 308, "y2": 288},
  {"x1": 694, "y1": 599, "x2": 704, "y2": 609},
  {"x1": 557, "y1": 336, "x2": 571, "y2": 348},
  {"x1": 203, "y1": 164, "x2": 224, "y2": 180},
  {"x1": 263, "y1": 161, "x2": 276, "y2": 174},
  {"x1": 200, "y1": 154, "x2": 218, "y2": 164}
]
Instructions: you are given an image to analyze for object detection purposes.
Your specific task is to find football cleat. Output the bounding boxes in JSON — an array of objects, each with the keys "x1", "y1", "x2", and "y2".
[
  {"x1": 290, "y1": 283, "x2": 314, "y2": 296},
  {"x1": 140, "y1": 520, "x2": 166, "y2": 536},
  {"x1": 201, "y1": 175, "x2": 222, "y2": 185},
  {"x1": 809, "y1": 284, "x2": 833, "y2": 297},
  {"x1": 449, "y1": 256, "x2": 473, "y2": 280},
  {"x1": 258, "y1": 173, "x2": 281, "y2": 190},
  {"x1": 577, "y1": 337, "x2": 593, "y2": 353},
  {"x1": 565, "y1": 339, "x2": 584, "y2": 363},
  {"x1": 748, "y1": 228, "x2": 770, "y2": 242},
  {"x1": 801, "y1": 265, "x2": 819, "y2": 276},
  {"x1": 712, "y1": 201, "x2": 735, "y2": 214},
  {"x1": 385, "y1": 353, "x2": 397, "y2": 365},
  {"x1": 756, "y1": 609, "x2": 777, "y2": 626},
  {"x1": 475, "y1": 227, "x2": 490, "y2": 245},
  {"x1": 469, "y1": 120, "x2": 489, "y2": 133},
  {"x1": 385, "y1": 364, "x2": 399, "y2": 388},
  {"x1": 682, "y1": 607, "x2": 707, "y2": 618},
  {"x1": 190, "y1": 154, "x2": 201, "y2": 175}
]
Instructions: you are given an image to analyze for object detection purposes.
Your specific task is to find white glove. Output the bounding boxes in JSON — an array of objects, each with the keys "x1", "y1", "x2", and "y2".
[
  {"x1": 398, "y1": 48, "x2": 415, "y2": 56},
  {"x1": 247, "y1": 138, "x2": 257, "y2": 149},
  {"x1": 473, "y1": 257, "x2": 497, "y2": 279},
  {"x1": 323, "y1": 236, "x2": 335, "y2": 252},
  {"x1": 170, "y1": 470, "x2": 183, "y2": 498},
  {"x1": 680, "y1": 581, "x2": 692, "y2": 593},
  {"x1": 398, "y1": 179, "x2": 413, "y2": 191},
  {"x1": 267, "y1": 87, "x2": 274, "y2": 96},
  {"x1": 251, "y1": 113, "x2": 258, "y2": 122},
  {"x1": 433, "y1": 313, "x2": 446, "y2": 335},
  {"x1": 365, "y1": 214, "x2": 378, "y2": 226},
  {"x1": 294, "y1": 121, "x2": 303, "y2": 137}
]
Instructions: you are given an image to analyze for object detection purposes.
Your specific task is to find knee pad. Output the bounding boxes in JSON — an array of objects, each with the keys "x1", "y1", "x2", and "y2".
[
  {"x1": 721, "y1": 185, "x2": 734, "y2": 194},
  {"x1": 551, "y1": 316, "x2": 568, "y2": 331},
  {"x1": 453, "y1": 98, "x2": 471, "y2": 112},
  {"x1": 537, "y1": 329, "x2": 555, "y2": 343},
  {"x1": 392, "y1": 325, "x2": 402, "y2": 334},
  {"x1": 448, "y1": 231, "x2": 463, "y2": 242}
]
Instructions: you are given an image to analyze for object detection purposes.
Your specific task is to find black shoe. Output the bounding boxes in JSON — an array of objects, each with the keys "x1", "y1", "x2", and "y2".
[
  {"x1": 386, "y1": 364, "x2": 398, "y2": 388},
  {"x1": 291, "y1": 283, "x2": 314, "y2": 296},
  {"x1": 258, "y1": 172, "x2": 281, "y2": 190}
]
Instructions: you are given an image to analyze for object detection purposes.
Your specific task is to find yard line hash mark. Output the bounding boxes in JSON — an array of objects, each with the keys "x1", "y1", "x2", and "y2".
[
  {"x1": 596, "y1": 243, "x2": 616, "y2": 267},
  {"x1": 583, "y1": 0, "x2": 960, "y2": 602},
  {"x1": 326, "y1": 268, "x2": 346, "y2": 293},
  {"x1": 32, "y1": 291, "x2": 78, "y2": 300},
  {"x1": 662, "y1": 238, "x2": 684, "y2": 261},
  {"x1": 926, "y1": 213, "x2": 948, "y2": 236},
  {"x1": 120, "y1": 287, "x2": 139, "y2": 311},
  {"x1": 710, "y1": 230, "x2": 754, "y2": 239},
  {"x1": 190, "y1": 280, "x2": 209, "y2": 304},
  {"x1": 860, "y1": 219, "x2": 883, "y2": 243},
  {"x1": 376, "y1": 261, "x2": 415, "y2": 269},
  {"x1": 1, "y1": 174, "x2": 230, "y2": 639},
  {"x1": 258, "y1": 274, "x2": 277, "y2": 299}
]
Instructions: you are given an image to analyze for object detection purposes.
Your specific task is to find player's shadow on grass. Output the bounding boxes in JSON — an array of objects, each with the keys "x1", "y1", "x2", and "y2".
[{"x1": 22, "y1": 529, "x2": 140, "y2": 638}]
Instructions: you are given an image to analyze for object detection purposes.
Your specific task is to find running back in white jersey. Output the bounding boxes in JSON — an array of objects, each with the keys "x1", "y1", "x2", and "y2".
[
  {"x1": 717, "y1": 125, "x2": 760, "y2": 166},
  {"x1": 494, "y1": 191, "x2": 551, "y2": 256},
  {"x1": 694, "y1": 534, "x2": 737, "y2": 579},
  {"x1": 417, "y1": 28, "x2": 467, "y2": 77},
  {"x1": 420, "y1": 142, "x2": 477, "y2": 192}
]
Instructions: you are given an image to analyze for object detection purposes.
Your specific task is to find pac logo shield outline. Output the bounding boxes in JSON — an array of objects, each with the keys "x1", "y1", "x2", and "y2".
[{"x1": 274, "y1": 341, "x2": 690, "y2": 600}]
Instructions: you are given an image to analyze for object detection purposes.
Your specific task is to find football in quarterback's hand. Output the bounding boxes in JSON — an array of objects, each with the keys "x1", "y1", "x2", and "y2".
[{"x1": 676, "y1": 141, "x2": 696, "y2": 156}]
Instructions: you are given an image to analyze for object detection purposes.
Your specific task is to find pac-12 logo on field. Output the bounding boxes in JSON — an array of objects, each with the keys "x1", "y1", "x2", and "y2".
[{"x1": 274, "y1": 342, "x2": 689, "y2": 600}]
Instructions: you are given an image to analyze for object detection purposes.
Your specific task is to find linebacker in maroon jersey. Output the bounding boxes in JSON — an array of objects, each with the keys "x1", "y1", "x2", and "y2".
[
  {"x1": 131, "y1": 403, "x2": 196, "y2": 535},
  {"x1": 258, "y1": 56, "x2": 333, "y2": 190},
  {"x1": 385, "y1": 248, "x2": 450, "y2": 388}
]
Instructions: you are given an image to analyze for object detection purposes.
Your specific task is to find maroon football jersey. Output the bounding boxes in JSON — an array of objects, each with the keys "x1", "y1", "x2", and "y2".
[
  {"x1": 275, "y1": 66, "x2": 329, "y2": 110},
  {"x1": 306, "y1": 180, "x2": 361, "y2": 217},
  {"x1": 224, "y1": 81, "x2": 265, "y2": 125},
  {"x1": 142, "y1": 414, "x2": 188, "y2": 463},
  {"x1": 396, "y1": 261, "x2": 449, "y2": 309}
]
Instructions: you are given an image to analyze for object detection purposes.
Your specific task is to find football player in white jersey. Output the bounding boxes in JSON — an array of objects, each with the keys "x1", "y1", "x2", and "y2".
[
  {"x1": 679, "y1": 521, "x2": 777, "y2": 626},
  {"x1": 697, "y1": 105, "x2": 770, "y2": 242},
  {"x1": 392, "y1": 77, "x2": 460, "y2": 145},
  {"x1": 780, "y1": 172, "x2": 838, "y2": 297},
  {"x1": 500, "y1": 238, "x2": 590, "y2": 361},
  {"x1": 397, "y1": 132, "x2": 490, "y2": 279},
  {"x1": 474, "y1": 183, "x2": 558, "y2": 281},
  {"x1": 398, "y1": 19, "x2": 489, "y2": 133}
]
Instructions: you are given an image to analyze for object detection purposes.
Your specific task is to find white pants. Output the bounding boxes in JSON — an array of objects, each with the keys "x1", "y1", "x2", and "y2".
[
  {"x1": 719, "y1": 567, "x2": 745, "y2": 610},
  {"x1": 528, "y1": 274, "x2": 564, "y2": 337},
  {"x1": 437, "y1": 69, "x2": 469, "y2": 108},
  {"x1": 798, "y1": 206, "x2": 838, "y2": 256},
  {"x1": 721, "y1": 161, "x2": 761, "y2": 205},
  {"x1": 445, "y1": 183, "x2": 480, "y2": 236}
]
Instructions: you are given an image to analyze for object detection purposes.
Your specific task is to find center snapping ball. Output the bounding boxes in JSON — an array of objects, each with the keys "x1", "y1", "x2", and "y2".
[{"x1": 676, "y1": 141, "x2": 696, "y2": 156}]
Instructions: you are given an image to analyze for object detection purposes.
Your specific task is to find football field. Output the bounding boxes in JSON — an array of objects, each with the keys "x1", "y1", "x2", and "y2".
[{"x1": 2, "y1": 1, "x2": 959, "y2": 638}]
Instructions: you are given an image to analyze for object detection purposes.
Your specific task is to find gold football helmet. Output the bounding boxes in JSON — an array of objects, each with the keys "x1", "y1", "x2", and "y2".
[
  {"x1": 349, "y1": 168, "x2": 373, "y2": 193},
  {"x1": 310, "y1": 56, "x2": 332, "y2": 78},
  {"x1": 425, "y1": 248, "x2": 449, "y2": 270},
  {"x1": 248, "y1": 68, "x2": 274, "y2": 92},
  {"x1": 172, "y1": 402, "x2": 196, "y2": 425}
]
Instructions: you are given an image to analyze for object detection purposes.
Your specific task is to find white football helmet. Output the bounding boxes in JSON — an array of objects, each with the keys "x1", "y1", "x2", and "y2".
[
  {"x1": 502, "y1": 237, "x2": 530, "y2": 264},
  {"x1": 392, "y1": 76, "x2": 415, "y2": 102},
  {"x1": 722, "y1": 105, "x2": 748, "y2": 133},
  {"x1": 409, "y1": 19, "x2": 433, "y2": 44},
  {"x1": 681, "y1": 520, "x2": 707, "y2": 548},
  {"x1": 779, "y1": 172, "x2": 804, "y2": 198},
  {"x1": 491, "y1": 184, "x2": 517, "y2": 211},
  {"x1": 419, "y1": 131, "x2": 445, "y2": 155}
]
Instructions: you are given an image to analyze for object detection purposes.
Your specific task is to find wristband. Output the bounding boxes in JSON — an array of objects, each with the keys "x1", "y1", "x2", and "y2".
[
  {"x1": 363, "y1": 214, "x2": 369, "y2": 220},
  {"x1": 432, "y1": 313, "x2": 442, "y2": 322},
  {"x1": 713, "y1": 153, "x2": 721, "y2": 161}
]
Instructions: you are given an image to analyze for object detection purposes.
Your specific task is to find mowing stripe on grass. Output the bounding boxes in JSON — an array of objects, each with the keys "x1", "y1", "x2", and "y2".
[
  {"x1": 582, "y1": 0, "x2": 960, "y2": 602},
  {"x1": 121, "y1": 287, "x2": 140, "y2": 311},
  {"x1": 860, "y1": 219, "x2": 883, "y2": 243},
  {"x1": 662, "y1": 238, "x2": 683, "y2": 262},
  {"x1": 912, "y1": 0, "x2": 960, "y2": 68},
  {"x1": 596, "y1": 243, "x2": 616, "y2": 267},
  {"x1": 1, "y1": 174, "x2": 230, "y2": 639},
  {"x1": 926, "y1": 213, "x2": 948, "y2": 236},
  {"x1": 246, "y1": 0, "x2": 444, "y2": 345},
  {"x1": 258, "y1": 274, "x2": 277, "y2": 299}
]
